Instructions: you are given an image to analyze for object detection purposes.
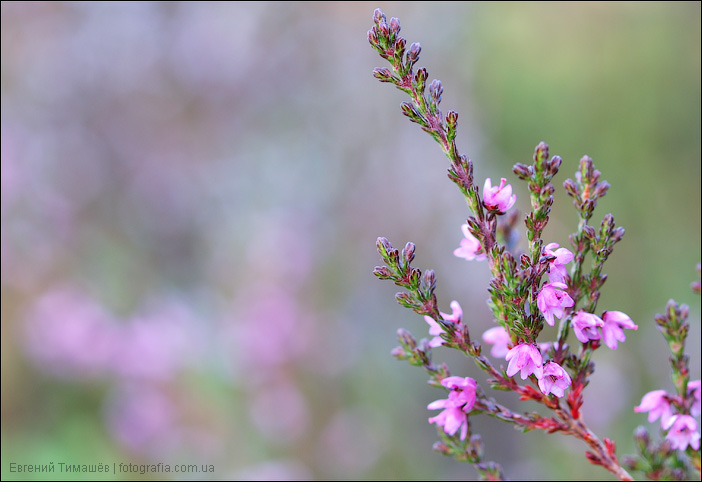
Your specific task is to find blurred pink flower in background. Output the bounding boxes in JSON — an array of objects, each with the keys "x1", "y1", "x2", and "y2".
[
  {"x1": 226, "y1": 284, "x2": 312, "y2": 370},
  {"x1": 249, "y1": 379, "x2": 309, "y2": 445},
  {"x1": 105, "y1": 383, "x2": 177, "y2": 457},
  {"x1": 454, "y1": 223, "x2": 486, "y2": 261},
  {"x1": 634, "y1": 390, "x2": 673, "y2": 427},
  {"x1": 24, "y1": 288, "x2": 119, "y2": 379},
  {"x1": 111, "y1": 301, "x2": 201, "y2": 381},
  {"x1": 689, "y1": 380, "x2": 701, "y2": 417},
  {"x1": 663, "y1": 415, "x2": 700, "y2": 451},
  {"x1": 482, "y1": 326, "x2": 511, "y2": 358}
]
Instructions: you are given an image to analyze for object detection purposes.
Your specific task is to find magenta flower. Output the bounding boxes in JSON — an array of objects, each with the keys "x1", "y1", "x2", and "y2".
[
  {"x1": 441, "y1": 376, "x2": 478, "y2": 407},
  {"x1": 482, "y1": 326, "x2": 511, "y2": 358},
  {"x1": 424, "y1": 301, "x2": 462, "y2": 347},
  {"x1": 600, "y1": 311, "x2": 638, "y2": 350},
  {"x1": 427, "y1": 377, "x2": 477, "y2": 440},
  {"x1": 537, "y1": 282, "x2": 574, "y2": 326},
  {"x1": 505, "y1": 343, "x2": 544, "y2": 380},
  {"x1": 453, "y1": 224, "x2": 486, "y2": 261},
  {"x1": 571, "y1": 310, "x2": 604, "y2": 343},
  {"x1": 543, "y1": 243, "x2": 574, "y2": 284},
  {"x1": 538, "y1": 361, "x2": 572, "y2": 398},
  {"x1": 688, "y1": 380, "x2": 701, "y2": 417},
  {"x1": 635, "y1": 390, "x2": 673, "y2": 427},
  {"x1": 663, "y1": 415, "x2": 701, "y2": 451},
  {"x1": 483, "y1": 178, "x2": 516, "y2": 213}
]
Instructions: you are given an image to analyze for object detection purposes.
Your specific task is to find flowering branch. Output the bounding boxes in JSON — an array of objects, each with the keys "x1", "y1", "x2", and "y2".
[
  {"x1": 625, "y1": 270, "x2": 701, "y2": 480},
  {"x1": 367, "y1": 8, "x2": 697, "y2": 481}
]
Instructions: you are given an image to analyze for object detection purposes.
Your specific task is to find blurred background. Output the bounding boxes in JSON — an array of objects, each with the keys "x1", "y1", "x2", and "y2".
[{"x1": 1, "y1": 2, "x2": 700, "y2": 480}]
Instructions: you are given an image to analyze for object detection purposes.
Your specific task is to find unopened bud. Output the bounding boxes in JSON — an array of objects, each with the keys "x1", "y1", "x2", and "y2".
[
  {"x1": 367, "y1": 28, "x2": 378, "y2": 46},
  {"x1": 432, "y1": 441, "x2": 451, "y2": 455},
  {"x1": 563, "y1": 178, "x2": 578, "y2": 198},
  {"x1": 512, "y1": 163, "x2": 532, "y2": 180},
  {"x1": 402, "y1": 242, "x2": 416, "y2": 263},
  {"x1": 373, "y1": 8, "x2": 386, "y2": 25},
  {"x1": 429, "y1": 79, "x2": 443, "y2": 104},
  {"x1": 534, "y1": 142, "x2": 549, "y2": 163},
  {"x1": 408, "y1": 42, "x2": 421, "y2": 62},
  {"x1": 390, "y1": 346, "x2": 405, "y2": 358},
  {"x1": 579, "y1": 156, "x2": 594, "y2": 181},
  {"x1": 397, "y1": 328, "x2": 416, "y2": 348},
  {"x1": 389, "y1": 17, "x2": 400, "y2": 34},
  {"x1": 373, "y1": 67, "x2": 393, "y2": 82},
  {"x1": 548, "y1": 155, "x2": 562, "y2": 173}
]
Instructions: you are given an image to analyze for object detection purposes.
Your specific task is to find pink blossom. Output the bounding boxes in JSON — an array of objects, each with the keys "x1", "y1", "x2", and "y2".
[
  {"x1": 424, "y1": 301, "x2": 462, "y2": 347},
  {"x1": 537, "y1": 282, "x2": 574, "y2": 326},
  {"x1": 482, "y1": 326, "x2": 511, "y2": 358},
  {"x1": 543, "y1": 243, "x2": 574, "y2": 284},
  {"x1": 688, "y1": 380, "x2": 701, "y2": 417},
  {"x1": 634, "y1": 390, "x2": 673, "y2": 427},
  {"x1": 483, "y1": 178, "x2": 516, "y2": 213},
  {"x1": 600, "y1": 311, "x2": 638, "y2": 350},
  {"x1": 538, "y1": 361, "x2": 572, "y2": 398},
  {"x1": 571, "y1": 310, "x2": 604, "y2": 343},
  {"x1": 427, "y1": 377, "x2": 477, "y2": 440},
  {"x1": 441, "y1": 376, "x2": 478, "y2": 407},
  {"x1": 453, "y1": 224, "x2": 486, "y2": 261},
  {"x1": 505, "y1": 343, "x2": 544, "y2": 380},
  {"x1": 663, "y1": 415, "x2": 701, "y2": 451}
]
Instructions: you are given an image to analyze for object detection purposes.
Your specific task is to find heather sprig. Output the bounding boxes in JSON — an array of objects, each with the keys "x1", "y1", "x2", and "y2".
[
  {"x1": 624, "y1": 275, "x2": 702, "y2": 480},
  {"x1": 368, "y1": 8, "x2": 698, "y2": 481}
]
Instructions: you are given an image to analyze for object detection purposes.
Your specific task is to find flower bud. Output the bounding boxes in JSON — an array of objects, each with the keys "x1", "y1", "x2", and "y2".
[
  {"x1": 373, "y1": 67, "x2": 393, "y2": 82},
  {"x1": 534, "y1": 142, "x2": 549, "y2": 163},
  {"x1": 389, "y1": 16, "x2": 400, "y2": 34},
  {"x1": 367, "y1": 28, "x2": 378, "y2": 46},
  {"x1": 563, "y1": 178, "x2": 578, "y2": 198},
  {"x1": 429, "y1": 79, "x2": 443, "y2": 104},
  {"x1": 512, "y1": 162, "x2": 532, "y2": 180},
  {"x1": 402, "y1": 242, "x2": 416, "y2": 264},
  {"x1": 408, "y1": 42, "x2": 421, "y2": 62}
]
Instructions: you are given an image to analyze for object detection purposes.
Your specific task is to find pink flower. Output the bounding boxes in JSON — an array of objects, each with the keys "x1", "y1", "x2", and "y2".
[
  {"x1": 453, "y1": 224, "x2": 486, "y2": 261},
  {"x1": 571, "y1": 310, "x2": 604, "y2": 343},
  {"x1": 635, "y1": 390, "x2": 673, "y2": 427},
  {"x1": 483, "y1": 178, "x2": 516, "y2": 213},
  {"x1": 424, "y1": 301, "x2": 462, "y2": 347},
  {"x1": 543, "y1": 243, "x2": 574, "y2": 284},
  {"x1": 482, "y1": 326, "x2": 511, "y2": 358},
  {"x1": 538, "y1": 361, "x2": 572, "y2": 398},
  {"x1": 600, "y1": 311, "x2": 638, "y2": 350},
  {"x1": 427, "y1": 377, "x2": 477, "y2": 440},
  {"x1": 441, "y1": 376, "x2": 478, "y2": 407},
  {"x1": 688, "y1": 380, "x2": 701, "y2": 417},
  {"x1": 537, "y1": 282, "x2": 574, "y2": 326},
  {"x1": 505, "y1": 343, "x2": 544, "y2": 380},
  {"x1": 663, "y1": 415, "x2": 701, "y2": 451}
]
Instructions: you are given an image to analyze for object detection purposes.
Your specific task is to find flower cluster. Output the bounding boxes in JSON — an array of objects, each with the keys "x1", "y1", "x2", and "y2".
[
  {"x1": 369, "y1": 8, "x2": 699, "y2": 480},
  {"x1": 635, "y1": 384, "x2": 701, "y2": 451},
  {"x1": 427, "y1": 377, "x2": 478, "y2": 441}
]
